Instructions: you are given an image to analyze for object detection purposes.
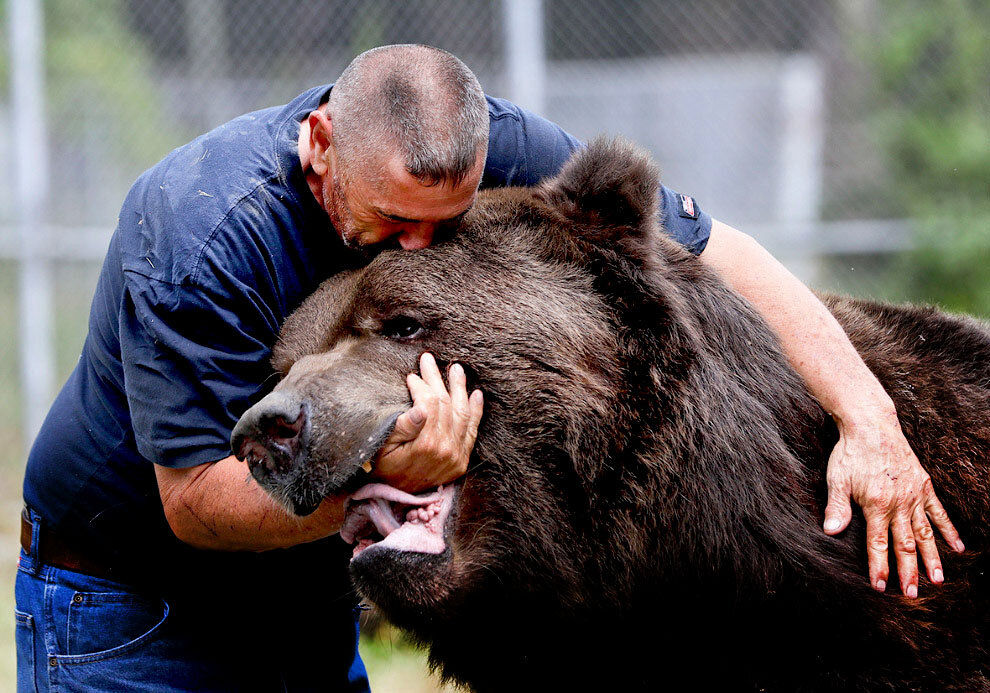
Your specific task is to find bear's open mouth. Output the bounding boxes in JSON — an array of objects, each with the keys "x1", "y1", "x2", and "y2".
[{"x1": 340, "y1": 483, "x2": 458, "y2": 559}]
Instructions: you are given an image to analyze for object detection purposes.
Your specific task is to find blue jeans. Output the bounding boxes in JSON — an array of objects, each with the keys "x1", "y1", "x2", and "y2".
[{"x1": 15, "y1": 510, "x2": 370, "y2": 692}]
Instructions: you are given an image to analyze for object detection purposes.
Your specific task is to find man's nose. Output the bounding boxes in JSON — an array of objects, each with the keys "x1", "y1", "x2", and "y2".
[{"x1": 398, "y1": 224, "x2": 435, "y2": 250}]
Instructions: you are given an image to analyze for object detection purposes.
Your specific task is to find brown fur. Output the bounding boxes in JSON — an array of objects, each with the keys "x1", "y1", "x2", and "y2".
[{"x1": 238, "y1": 139, "x2": 988, "y2": 691}]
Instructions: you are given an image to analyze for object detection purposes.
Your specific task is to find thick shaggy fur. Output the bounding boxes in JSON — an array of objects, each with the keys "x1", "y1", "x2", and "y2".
[{"x1": 262, "y1": 139, "x2": 988, "y2": 691}]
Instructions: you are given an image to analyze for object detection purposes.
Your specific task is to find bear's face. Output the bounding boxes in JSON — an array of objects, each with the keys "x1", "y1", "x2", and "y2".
[{"x1": 232, "y1": 139, "x2": 680, "y2": 620}]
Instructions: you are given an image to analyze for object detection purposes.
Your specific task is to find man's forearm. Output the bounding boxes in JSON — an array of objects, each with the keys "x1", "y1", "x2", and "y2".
[
  {"x1": 155, "y1": 455, "x2": 346, "y2": 551},
  {"x1": 699, "y1": 220, "x2": 895, "y2": 425}
]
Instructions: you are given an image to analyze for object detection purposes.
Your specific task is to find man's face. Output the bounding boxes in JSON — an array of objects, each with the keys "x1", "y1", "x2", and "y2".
[{"x1": 324, "y1": 151, "x2": 484, "y2": 252}]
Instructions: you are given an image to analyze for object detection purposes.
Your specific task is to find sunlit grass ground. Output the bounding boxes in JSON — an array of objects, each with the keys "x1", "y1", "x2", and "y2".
[
  {"x1": 361, "y1": 623, "x2": 458, "y2": 692},
  {"x1": 0, "y1": 259, "x2": 449, "y2": 691}
]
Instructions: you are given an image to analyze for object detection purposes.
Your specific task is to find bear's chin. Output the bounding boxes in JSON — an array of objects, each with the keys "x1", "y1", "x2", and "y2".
[{"x1": 350, "y1": 544, "x2": 457, "y2": 617}]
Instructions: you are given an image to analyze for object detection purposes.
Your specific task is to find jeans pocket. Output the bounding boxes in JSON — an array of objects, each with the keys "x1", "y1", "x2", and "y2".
[
  {"x1": 64, "y1": 590, "x2": 168, "y2": 659},
  {"x1": 15, "y1": 609, "x2": 37, "y2": 693}
]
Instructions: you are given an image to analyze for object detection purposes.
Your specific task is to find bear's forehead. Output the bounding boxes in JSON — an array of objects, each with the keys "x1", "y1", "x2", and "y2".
[{"x1": 369, "y1": 198, "x2": 554, "y2": 271}]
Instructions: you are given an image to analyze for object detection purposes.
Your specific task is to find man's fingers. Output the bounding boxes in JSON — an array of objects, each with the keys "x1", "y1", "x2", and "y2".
[
  {"x1": 912, "y1": 504, "x2": 943, "y2": 585},
  {"x1": 864, "y1": 513, "x2": 891, "y2": 592},
  {"x1": 823, "y1": 478, "x2": 853, "y2": 535},
  {"x1": 924, "y1": 492, "x2": 965, "y2": 553},
  {"x1": 389, "y1": 404, "x2": 428, "y2": 444},
  {"x1": 448, "y1": 362, "x2": 469, "y2": 414},
  {"x1": 462, "y1": 389, "x2": 484, "y2": 452},
  {"x1": 406, "y1": 371, "x2": 432, "y2": 401},
  {"x1": 418, "y1": 352, "x2": 447, "y2": 393},
  {"x1": 468, "y1": 389, "x2": 484, "y2": 425},
  {"x1": 890, "y1": 514, "x2": 919, "y2": 597}
]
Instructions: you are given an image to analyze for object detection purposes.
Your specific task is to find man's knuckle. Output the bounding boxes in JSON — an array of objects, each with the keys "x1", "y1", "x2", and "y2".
[
  {"x1": 867, "y1": 493, "x2": 891, "y2": 512},
  {"x1": 897, "y1": 537, "x2": 917, "y2": 554},
  {"x1": 928, "y1": 506, "x2": 949, "y2": 523},
  {"x1": 868, "y1": 534, "x2": 889, "y2": 552},
  {"x1": 891, "y1": 496, "x2": 915, "y2": 514},
  {"x1": 915, "y1": 523, "x2": 935, "y2": 541}
]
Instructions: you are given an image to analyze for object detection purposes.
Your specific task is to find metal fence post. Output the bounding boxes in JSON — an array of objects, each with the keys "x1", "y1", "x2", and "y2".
[
  {"x1": 503, "y1": 0, "x2": 545, "y2": 116},
  {"x1": 777, "y1": 53, "x2": 825, "y2": 283},
  {"x1": 9, "y1": 0, "x2": 55, "y2": 453}
]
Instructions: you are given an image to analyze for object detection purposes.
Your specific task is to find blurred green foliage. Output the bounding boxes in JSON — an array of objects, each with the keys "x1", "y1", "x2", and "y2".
[
  {"x1": 44, "y1": 0, "x2": 181, "y2": 167},
  {"x1": 0, "y1": 1, "x2": 181, "y2": 173},
  {"x1": 870, "y1": 0, "x2": 990, "y2": 316}
]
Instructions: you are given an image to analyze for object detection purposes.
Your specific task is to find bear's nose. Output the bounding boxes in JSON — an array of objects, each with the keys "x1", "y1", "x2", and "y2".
[{"x1": 231, "y1": 392, "x2": 309, "y2": 481}]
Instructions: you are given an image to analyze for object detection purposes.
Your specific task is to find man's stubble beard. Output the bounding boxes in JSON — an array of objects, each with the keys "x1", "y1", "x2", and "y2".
[
  {"x1": 323, "y1": 174, "x2": 399, "y2": 260},
  {"x1": 323, "y1": 173, "x2": 400, "y2": 260},
  {"x1": 324, "y1": 174, "x2": 359, "y2": 250}
]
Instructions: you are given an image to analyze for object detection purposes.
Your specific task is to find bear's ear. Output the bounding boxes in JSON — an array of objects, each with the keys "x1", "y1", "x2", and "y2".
[{"x1": 538, "y1": 136, "x2": 660, "y2": 244}]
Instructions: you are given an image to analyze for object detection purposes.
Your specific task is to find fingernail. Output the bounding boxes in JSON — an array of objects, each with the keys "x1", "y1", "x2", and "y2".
[
  {"x1": 875, "y1": 579, "x2": 886, "y2": 592},
  {"x1": 823, "y1": 519, "x2": 841, "y2": 532},
  {"x1": 954, "y1": 540, "x2": 966, "y2": 552},
  {"x1": 451, "y1": 363, "x2": 463, "y2": 376},
  {"x1": 933, "y1": 568, "x2": 944, "y2": 583},
  {"x1": 906, "y1": 584, "x2": 917, "y2": 598},
  {"x1": 409, "y1": 409, "x2": 425, "y2": 425}
]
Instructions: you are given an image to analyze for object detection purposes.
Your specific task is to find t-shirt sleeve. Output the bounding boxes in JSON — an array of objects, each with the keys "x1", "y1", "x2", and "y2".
[
  {"x1": 120, "y1": 270, "x2": 279, "y2": 468},
  {"x1": 483, "y1": 96, "x2": 712, "y2": 255}
]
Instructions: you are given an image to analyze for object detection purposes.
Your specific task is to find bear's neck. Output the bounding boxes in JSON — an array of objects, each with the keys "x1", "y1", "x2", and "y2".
[{"x1": 594, "y1": 244, "x2": 853, "y2": 592}]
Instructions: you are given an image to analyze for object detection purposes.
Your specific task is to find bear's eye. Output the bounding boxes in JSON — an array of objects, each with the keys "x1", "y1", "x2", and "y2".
[{"x1": 382, "y1": 316, "x2": 425, "y2": 341}]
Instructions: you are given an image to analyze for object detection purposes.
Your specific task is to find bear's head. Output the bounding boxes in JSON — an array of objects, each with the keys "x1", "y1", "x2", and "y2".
[{"x1": 231, "y1": 138, "x2": 726, "y2": 624}]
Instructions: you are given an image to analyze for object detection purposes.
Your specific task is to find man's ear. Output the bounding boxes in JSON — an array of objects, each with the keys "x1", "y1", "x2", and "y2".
[
  {"x1": 308, "y1": 108, "x2": 334, "y2": 177},
  {"x1": 538, "y1": 136, "x2": 660, "y2": 244}
]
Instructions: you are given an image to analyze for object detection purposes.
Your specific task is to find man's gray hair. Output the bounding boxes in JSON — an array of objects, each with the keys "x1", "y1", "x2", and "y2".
[{"x1": 328, "y1": 44, "x2": 489, "y2": 187}]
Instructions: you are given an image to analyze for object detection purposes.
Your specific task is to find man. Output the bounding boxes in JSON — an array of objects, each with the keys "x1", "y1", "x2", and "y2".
[{"x1": 17, "y1": 45, "x2": 961, "y2": 690}]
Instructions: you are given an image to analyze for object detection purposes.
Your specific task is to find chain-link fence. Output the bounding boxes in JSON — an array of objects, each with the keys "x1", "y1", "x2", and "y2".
[{"x1": 1, "y1": 0, "x2": 987, "y2": 684}]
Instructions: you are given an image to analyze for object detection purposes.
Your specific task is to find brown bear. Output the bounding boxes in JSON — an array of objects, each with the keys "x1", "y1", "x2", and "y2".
[{"x1": 232, "y1": 139, "x2": 988, "y2": 692}]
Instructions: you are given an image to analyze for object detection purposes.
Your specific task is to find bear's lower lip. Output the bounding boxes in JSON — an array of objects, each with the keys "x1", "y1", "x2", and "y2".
[{"x1": 340, "y1": 483, "x2": 458, "y2": 558}]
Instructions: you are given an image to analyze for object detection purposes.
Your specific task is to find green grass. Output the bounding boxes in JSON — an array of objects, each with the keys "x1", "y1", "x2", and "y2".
[{"x1": 360, "y1": 624, "x2": 457, "y2": 692}]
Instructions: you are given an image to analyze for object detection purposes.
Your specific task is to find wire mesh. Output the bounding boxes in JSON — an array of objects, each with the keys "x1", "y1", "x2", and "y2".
[
  {"x1": 1, "y1": 0, "x2": 986, "y2": 475},
  {"x1": 1, "y1": 1, "x2": 987, "y2": 686}
]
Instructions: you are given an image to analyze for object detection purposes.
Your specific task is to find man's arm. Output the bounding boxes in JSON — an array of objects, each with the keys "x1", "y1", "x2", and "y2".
[
  {"x1": 700, "y1": 220, "x2": 964, "y2": 595},
  {"x1": 155, "y1": 456, "x2": 346, "y2": 551}
]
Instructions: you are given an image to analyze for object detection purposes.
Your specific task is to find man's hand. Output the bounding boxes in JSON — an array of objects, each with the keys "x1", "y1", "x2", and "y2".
[
  {"x1": 700, "y1": 220, "x2": 964, "y2": 597},
  {"x1": 373, "y1": 352, "x2": 484, "y2": 492},
  {"x1": 823, "y1": 410, "x2": 965, "y2": 596}
]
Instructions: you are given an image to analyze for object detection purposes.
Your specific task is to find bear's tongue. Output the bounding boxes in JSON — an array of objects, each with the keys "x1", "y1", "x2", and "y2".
[{"x1": 340, "y1": 483, "x2": 454, "y2": 557}]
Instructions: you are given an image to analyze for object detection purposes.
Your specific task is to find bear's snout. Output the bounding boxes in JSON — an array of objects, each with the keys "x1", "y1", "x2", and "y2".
[
  {"x1": 232, "y1": 391, "x2": 310, "y2": 485},
  {"x1": 230, "y1": 371, "x2": 411, "y2": 516}
]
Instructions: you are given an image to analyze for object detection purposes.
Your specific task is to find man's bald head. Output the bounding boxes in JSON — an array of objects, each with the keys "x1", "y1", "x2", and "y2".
[{"x1": 328, "y1": 44, "x2": 489, "y2": 188}]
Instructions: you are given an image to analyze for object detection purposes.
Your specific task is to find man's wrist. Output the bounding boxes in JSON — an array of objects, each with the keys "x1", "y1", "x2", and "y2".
[{"x1": 829, "y1": 392, "x2": 899, "y2": 435}]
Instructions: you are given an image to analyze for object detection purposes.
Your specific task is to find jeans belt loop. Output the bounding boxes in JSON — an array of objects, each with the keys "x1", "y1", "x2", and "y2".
[{"x1": 22, "y1": 506, "x2": 43, "y2": 576}]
